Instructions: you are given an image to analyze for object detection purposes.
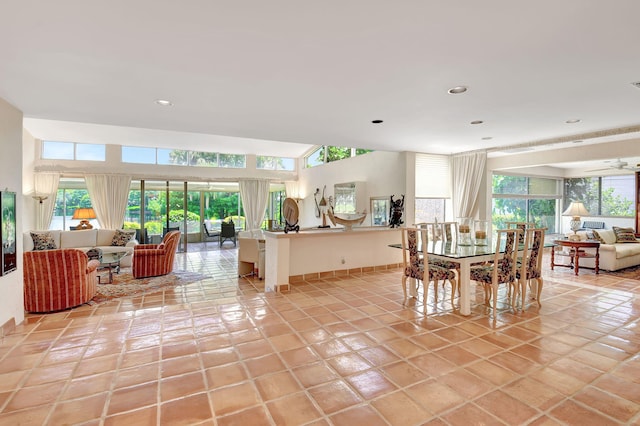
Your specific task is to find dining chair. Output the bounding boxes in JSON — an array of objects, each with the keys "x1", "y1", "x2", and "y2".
[
  {"x1": 401, "y1": 227, "x2": 457, "y2": 309},
  {"x1": 470, "y1": 228, "x2": 521, "y2": 318},
  {"x1": 516, "y1": 227, "x2": 545, "y2": 310},
  {"x1": 414, "y1": 222, "x2": 460, "y2": 288}
]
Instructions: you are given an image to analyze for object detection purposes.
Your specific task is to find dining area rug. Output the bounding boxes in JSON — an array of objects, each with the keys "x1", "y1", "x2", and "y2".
[{"x1": 92, "y1": 269, "x2": 210, "y2": 302}]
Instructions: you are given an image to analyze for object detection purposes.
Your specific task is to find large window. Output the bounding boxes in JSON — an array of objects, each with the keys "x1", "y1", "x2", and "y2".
[
  {"x1": 564, "y1": 175, "x2": 634, "y2": 216},
  {"x1": 492, "y1": 174, "x2": 561, "y2": 232},
  {"x1": 123, "y1": 147, "x2": 246, "y2": 168},
  {"x1": 50, "y1": 178, "x2": 97, "y2": 230},
  {"x1": 257, "y1": 156, "x2": 295, "y2": 171},
  {"x1": 304, "y1": 146, "x2": 373, "y2": 168},
  {"x1": 415, "y1": 154, "x2": 451, "y2": 223},
  {"x1": 42, "y1": 141, "x2": 105, "y2": 161}
]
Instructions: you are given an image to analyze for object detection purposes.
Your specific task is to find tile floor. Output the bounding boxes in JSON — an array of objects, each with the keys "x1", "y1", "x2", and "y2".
[{"x1": 0, "y1": 245, "x2": 639, "y2": 425}]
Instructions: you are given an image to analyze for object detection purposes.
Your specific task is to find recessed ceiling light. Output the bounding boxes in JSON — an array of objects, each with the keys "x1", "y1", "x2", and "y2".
[
  {"x1": 481, "y1": 136, "x2": 493, "y2": 140},
  {"x1": 155, "y1": 99, "x2": 173, "y2": 106},
  {"x1": 565, "y1": 118, "x2": 581, "y2": 124},
  {"x1": 470, "y1": 120, "x2": 483, "y2": 125},
  {"x1": 447, "y1": 86, "x2": 467, "y2": 94},
  {"x1": 371, "y1": 119, "x2": 384, "y2": 124}
]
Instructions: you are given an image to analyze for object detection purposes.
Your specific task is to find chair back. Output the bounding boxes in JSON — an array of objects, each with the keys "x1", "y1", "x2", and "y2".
[
  {"x1": 505, "y1": 222, "x2": 533, "y2": 244},
  {"x1": 161, "y1": 230, "x2": 181, "y2": 262},
  {"x1": 401, "y1": 227, "x2": 429, "y2": 280},
  {"x1": 221, "y1": 221, "x2": 235, "y2": 237},
  {"x1": 491, "y1": 228, "x2": 522, "y2": 285},
  {"x1": 519, "y1": 227, "x2": 546, "y2": 279},
  {"x1": 441, "y1": 222, "x2": 458, "y2": 242},
  {"x1": 413, "y1": 222, "x2": 441, "y2": 242}
]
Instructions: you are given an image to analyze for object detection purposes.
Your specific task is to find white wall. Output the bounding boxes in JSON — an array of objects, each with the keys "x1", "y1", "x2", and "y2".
[
  {"x1": 0, "y1": 97, "x2": 24, "y2": 331},
  {"x1": 22, "y1": 129, "x2": 36, "y2": 231},
  {"x1": 297, "y1": 151, "x2": 407, "y2": 228}
]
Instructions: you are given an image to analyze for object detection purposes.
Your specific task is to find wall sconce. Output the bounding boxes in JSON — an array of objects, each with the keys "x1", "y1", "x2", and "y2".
[{"x1": 72, "y1": 208, "x2": 97, "y2": 229}]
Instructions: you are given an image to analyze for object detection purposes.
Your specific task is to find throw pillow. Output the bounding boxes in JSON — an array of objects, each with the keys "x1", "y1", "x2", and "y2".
[
  {"x1": 31, "y1": 232, "x2": 57, "y2": 251},
  {"x1": 612, "y1": 226, "x2": 638, "y2": 243},
  {"x1": 592, "y1": 229, "x2": 616, "y2": 245},
  {"x1": 111, "y1": 229, "x2": 135, "y2": 246}
]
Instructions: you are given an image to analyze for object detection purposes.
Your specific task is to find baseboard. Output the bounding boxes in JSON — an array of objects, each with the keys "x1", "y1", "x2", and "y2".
[
  {"x1": 289, "y1": 262, "x2": 402, "y2": 284},
  {"x1": 1, "y1": 317, "x2": 16, "y2": 338}
]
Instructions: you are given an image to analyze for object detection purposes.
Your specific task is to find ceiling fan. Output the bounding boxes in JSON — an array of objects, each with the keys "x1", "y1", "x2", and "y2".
[{"x1": 587, "y1": 158, "x2": 640, "y2": 172}]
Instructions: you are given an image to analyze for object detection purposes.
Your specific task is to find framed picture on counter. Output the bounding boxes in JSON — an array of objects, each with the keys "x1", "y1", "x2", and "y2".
[
  {"x1": 370, "y1": 197, "x2": 390, "y2": 226},
  {"x1": 1, "y1": 191, "x2": 17, "y2": 276}
]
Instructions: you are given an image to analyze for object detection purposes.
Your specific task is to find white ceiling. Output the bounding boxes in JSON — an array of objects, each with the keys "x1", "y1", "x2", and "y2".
[{"x1": 2, "y1": 1, "x2": 640, "y2": 162}]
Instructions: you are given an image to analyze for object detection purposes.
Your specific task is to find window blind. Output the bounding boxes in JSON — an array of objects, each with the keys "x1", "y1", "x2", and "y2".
[{"x1": 415, "y1": 153, "x2": 451, "y2": 198}]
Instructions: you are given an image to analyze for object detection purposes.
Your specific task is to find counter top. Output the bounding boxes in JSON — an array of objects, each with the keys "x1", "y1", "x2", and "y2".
[{"x1": 264, "y1": 226, "x2": 400, "y2": 239}]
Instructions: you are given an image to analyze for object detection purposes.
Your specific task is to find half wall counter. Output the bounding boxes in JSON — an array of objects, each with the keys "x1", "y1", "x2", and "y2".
[{"x1": 263, "y1": 227, "x2": 403, "y2": 292}]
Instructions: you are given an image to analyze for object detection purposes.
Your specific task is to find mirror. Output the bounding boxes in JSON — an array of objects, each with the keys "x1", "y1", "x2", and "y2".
[{"x1": 334, "y1": 182, "x2": 357, "y2": 214}]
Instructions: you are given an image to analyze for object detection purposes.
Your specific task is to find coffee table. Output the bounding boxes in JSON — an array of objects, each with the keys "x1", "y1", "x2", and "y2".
[{"x1": 97, "y1": 251, "x2": 129, "y2": 284}]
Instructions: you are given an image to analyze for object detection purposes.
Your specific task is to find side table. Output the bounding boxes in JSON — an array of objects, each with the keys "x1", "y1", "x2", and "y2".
[{"x1": 551, "y1": 239, "x2": 600, "y2": 276}]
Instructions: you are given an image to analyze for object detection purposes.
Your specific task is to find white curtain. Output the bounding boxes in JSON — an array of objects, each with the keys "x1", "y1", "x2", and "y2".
[
  {"x1": 85, "y1": 174, "x2": 132, "y2": 229},
  {"x1": 239, "y1": 179, "x2": 270, "y2": 231},
  {"x1": 451, "y1": 152, "x2": 487, "y2": 218},
  {"x1": 34, "y1": 173, "x2": 60, "y2": 230},
  {"x1": 284, "y1": 181, "x2": 300, "y2": 199}
]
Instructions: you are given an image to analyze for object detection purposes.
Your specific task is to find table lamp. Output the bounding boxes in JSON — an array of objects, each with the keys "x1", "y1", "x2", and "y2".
[
  {"x1": 562, "y1": 201, "x2": 590, "y2": 240},
  {"x1": 72, "y1": 207, "x2": 96, "y2": 229}
]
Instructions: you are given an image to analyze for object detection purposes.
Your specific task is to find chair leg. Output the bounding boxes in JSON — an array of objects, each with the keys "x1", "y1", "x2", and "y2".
[
  {"x1": 401, "y1": 275, "x2": 408, "y2": 303},
  {"x1": 520, "y1": 278, "x2": 527, "y2": 311},
  {"x1": 449, "y1": 278, "x2": 457, "y2": 308},
  {"x1": 535, "y1": 277, "x2": 543, "y2": 307},
  {"x1": 492, "y1": 283, "x2": 498, "y2": 319}
]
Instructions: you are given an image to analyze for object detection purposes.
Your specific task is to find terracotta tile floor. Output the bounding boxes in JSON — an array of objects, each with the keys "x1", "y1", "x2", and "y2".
[{"x1": 1, "y1": 244, "x2": 639, "y2": 425}]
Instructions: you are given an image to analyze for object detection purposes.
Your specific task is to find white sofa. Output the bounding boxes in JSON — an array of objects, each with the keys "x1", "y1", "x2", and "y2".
[
  {"x1": 557, "y1": 229, "x2": 640, "y2": 271},
  {"x1": 24, "y1": 229, "x2": 138, "y2": 267}
]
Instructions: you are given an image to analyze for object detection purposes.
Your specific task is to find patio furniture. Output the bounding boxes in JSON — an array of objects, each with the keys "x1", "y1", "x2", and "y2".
[{"x1": 219, "y1": 221, "x2": 236, "y2": 247}]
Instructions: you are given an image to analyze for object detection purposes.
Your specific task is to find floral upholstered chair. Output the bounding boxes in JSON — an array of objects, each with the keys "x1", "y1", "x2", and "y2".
[
  {"x1": 401, "y1": 227, "x2": 457, "y2": 308},
  {"x1": 23, "y1": 249, "x2": 99, "y2": 312},
  {"x1": 470, "y1": 228, "x2": 521, "y2": 318},
  {"x1": 132, "y1": 230, "x2": 181, "y2": 278},
  {"x1": 516, "y1": 227, "x2": 545, "y2": 310}
]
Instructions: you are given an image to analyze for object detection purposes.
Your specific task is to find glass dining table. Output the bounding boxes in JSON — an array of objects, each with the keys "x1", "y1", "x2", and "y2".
[
  {"x1": 391, "y1": 238, "x2": 552, "y2": 316},
  {"x1": 391, "y1": 240, "x2": 506, "y2": 316}
]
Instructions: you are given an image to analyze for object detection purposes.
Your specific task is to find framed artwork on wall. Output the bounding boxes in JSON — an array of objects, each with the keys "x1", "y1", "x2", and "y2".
[{"x1": 1, "y1": 191, "x2": 17, "y2": 276}]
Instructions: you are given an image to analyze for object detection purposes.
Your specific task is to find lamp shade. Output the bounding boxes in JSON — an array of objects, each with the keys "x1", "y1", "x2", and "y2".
[
  {"x1": 72, "y1": 208, "x2": 96, "y2": 220},
  {"x1": 562, "y1": 201, "x2": 590, "y2": 218}
]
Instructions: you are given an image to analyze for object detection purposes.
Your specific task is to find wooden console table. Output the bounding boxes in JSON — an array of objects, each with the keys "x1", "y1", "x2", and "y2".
[{"x1": 551, "y1": 239, "x2": 600, "y2": 276}]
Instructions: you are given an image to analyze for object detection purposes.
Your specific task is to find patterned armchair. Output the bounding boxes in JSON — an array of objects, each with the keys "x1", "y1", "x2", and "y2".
[
  {"x1": 132, "y1": 230, "x2": 180, "y2": 278},
  {"x1": 23, "y1": 249, "x2": 99, "y2": 313}
]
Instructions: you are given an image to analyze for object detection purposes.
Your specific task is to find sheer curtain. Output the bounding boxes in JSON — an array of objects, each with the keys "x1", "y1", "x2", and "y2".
[
  {"x1": 239, "y1": 179, "x2": 270, "y2": 231},
  {"x1": 34, "y1": 173, "x2": 60, "y2": 230},
  {"x1": 85, "y1": 174, "x2": 132, "y2": 229},
  {"x1": 451, "y1": 152, "x2": 487, "y2": 218}
]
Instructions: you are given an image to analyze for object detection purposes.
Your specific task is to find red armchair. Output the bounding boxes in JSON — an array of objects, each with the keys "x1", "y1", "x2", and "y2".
[
  {"x1": 23, "y1": 249, "x2": 99, "y2": 313},
  {"x1": 132, "y1": 231, "x2": 180, "y2": 278}
]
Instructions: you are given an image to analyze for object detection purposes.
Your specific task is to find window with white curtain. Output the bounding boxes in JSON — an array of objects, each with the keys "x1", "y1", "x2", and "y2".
[{"x1": 415, "y1": 154, "x2": 451, "y2": 222}]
